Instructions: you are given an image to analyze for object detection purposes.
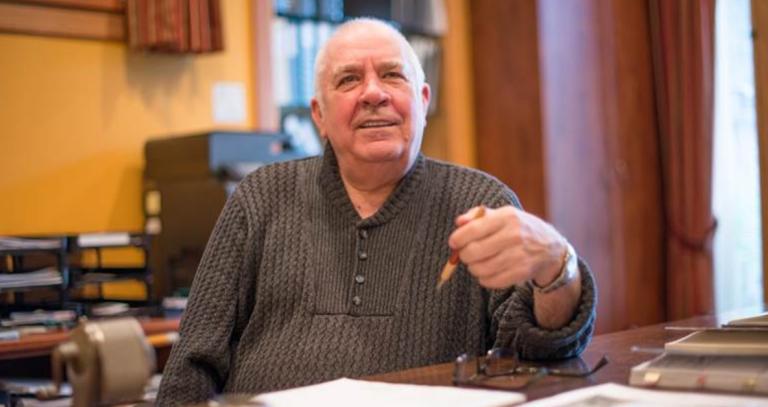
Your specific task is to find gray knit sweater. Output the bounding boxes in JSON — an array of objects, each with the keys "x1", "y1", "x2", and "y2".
[{"x1": 156, "y1": 148, "x2": 597, "y2": 405}]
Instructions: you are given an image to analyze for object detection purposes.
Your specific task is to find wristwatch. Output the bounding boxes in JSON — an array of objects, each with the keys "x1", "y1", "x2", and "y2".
[{"x1": 528, "y1": 242, "x2": 578, "y2": 294}]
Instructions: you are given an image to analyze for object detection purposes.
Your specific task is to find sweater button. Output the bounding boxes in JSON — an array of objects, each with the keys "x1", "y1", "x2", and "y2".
[
  {"x1": 355, "y1": 275, "x2": 365, "y2": 284},
  {"x1": 352, "y1": 295, "x2": 362, "y2": 306},
  {"x1": 358, "y1": 229, "x2": 368, "y2": 239},
  {"x1": 358, "y1": 251, "x2": 368, "y2": 260}
]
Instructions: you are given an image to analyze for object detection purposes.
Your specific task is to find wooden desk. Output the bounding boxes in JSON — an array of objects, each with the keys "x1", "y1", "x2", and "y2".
[
  {"x1": 0, "y1": 318, "x2": 179, "y2": 377},
  {"x1": 367, "y1": 314, "x2": 728, "y2": 402}
]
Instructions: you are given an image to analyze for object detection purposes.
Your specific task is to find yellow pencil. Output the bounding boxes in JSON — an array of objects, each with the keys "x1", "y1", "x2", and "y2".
[{"x1": 437, "y1": 206, "x2": 486, "y2": 289}]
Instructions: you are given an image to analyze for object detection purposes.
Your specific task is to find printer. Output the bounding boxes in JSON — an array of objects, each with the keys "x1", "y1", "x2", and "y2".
[{"x1": 144, "y1": 131, "x2": 312, "y2": 298}]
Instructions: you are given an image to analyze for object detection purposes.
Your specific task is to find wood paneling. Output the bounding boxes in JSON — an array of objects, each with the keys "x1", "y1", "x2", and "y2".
[
  {"x1": 470, "y1": 0, "x2": 665, "y2": 333},
  {"x1": 0, "y1": 2, "x2": 124, "y2": 41},
  {"x1": 752, "y1": 0, "x2": 768, "y2": 304},
  {"x1": 470, "y1": 0, "x2": 548, "y2": 218},
  {"x1": 251, "y1": 0, "x2": 279, "y2": 131},
  {"x1": 15, "y1": 0, "x2": 124, "y2": 12},
  {"x1": 603, "y1": 0, "x2": 665, "y2": 329}
]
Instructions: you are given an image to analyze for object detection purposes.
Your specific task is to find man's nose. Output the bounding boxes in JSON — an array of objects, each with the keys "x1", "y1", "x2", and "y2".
[{"x1": 360, "y1": 77, "x2": 390, "y2": 107}]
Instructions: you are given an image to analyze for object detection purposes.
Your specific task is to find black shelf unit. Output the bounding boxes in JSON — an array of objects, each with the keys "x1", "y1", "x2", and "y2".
[
  {"x1": 0, "y1": 233, "x2": 154, "y2": 318},
  {"x1": 70, "y1": 233, "x2": 154, "y2": 305},
  {"x1": 0, "y1": 236, "x2": 71, "y2": 315}
]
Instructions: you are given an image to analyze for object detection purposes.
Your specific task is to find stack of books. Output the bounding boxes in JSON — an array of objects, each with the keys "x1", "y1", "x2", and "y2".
[{"x1": 630, "y1": 313, "x2": 768, "y2": 395}]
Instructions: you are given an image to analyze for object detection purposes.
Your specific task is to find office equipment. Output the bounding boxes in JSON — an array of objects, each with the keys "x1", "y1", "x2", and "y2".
[
  {"x1": 35, "y1": 318, "x2": 156, "y2": 407},
  {"x1": 144, "y1": 131, "x2": 309, "y2": 297}
]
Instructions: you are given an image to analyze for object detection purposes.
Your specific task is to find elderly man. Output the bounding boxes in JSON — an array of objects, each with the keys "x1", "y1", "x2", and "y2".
[{"x1": 157, "y1": 18, "x2": 596, "y2": 405}]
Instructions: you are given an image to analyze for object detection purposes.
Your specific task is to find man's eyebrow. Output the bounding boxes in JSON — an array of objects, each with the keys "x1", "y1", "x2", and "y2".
[
  {"x1": 378, "y1": 61, "x2": 404, "y2": 71},
  {"x1": 331, "y1": 64, "x2": 362, "y2": 79}
]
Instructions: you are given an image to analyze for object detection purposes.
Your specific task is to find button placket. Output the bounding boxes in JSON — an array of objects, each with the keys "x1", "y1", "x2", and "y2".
[{"x1": 352, "y1": 227, "x2": 369, "y2": 308}]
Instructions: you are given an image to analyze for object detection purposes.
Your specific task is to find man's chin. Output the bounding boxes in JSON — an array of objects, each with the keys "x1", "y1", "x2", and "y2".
[{"x1": 357, "y1": 144, "x2": 406, "y2": 163}]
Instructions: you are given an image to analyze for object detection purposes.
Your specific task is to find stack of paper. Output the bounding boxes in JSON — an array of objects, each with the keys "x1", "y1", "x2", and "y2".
[
  {"x1": 252, "y1": 378, "x2": 524, "y2": 407},
  {"x1": 522, "y1": 383, "x2": 768, "y2": 406},
  {"x1": 0, "y1": 267, "x2": 62, "y2": 290}
]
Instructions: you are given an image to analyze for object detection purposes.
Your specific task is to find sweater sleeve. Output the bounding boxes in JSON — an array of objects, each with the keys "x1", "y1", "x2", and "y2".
[
  {"x1": 484, "y1": 183, "x2": 597, "y2": 360},
  {"x1": 489, "y1": 260, "x2": 597, "y2": 360},
  {"x1": 156, "y1": 193, "x2": 252, "y2": 406}
]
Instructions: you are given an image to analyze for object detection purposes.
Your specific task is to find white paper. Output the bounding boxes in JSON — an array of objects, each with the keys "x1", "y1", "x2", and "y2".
[
  {"x1": 212, "y1": 81, "x2": 247, "y2": 125},
  {"x1": 77, "y1": 232, "x2": 131, "y2": 248},
  {"x1": 520, "y1": 383, "x2": 768, "y2": 407},
  {"x1": 253, "y1": 378, "x2": 525, "y2": 407}
]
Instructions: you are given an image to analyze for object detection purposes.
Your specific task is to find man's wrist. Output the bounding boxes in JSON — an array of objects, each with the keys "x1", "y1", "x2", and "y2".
[{"x1": 529, "y1": 242, "x2": 578, "y2": 294}]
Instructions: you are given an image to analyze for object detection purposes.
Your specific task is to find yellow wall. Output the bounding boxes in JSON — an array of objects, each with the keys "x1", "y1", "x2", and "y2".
[
  {"x1": 0, "y1": 0, "x2": 254, "y2": 235},
  {"x1": 0, "y1": 0, "x2": 475, "y2": 237}
]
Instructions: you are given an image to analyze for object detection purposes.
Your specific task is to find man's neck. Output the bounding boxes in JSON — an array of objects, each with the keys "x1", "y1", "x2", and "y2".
[{"x1": 337, "y1": 160, "x2": 411, "y2": 219}]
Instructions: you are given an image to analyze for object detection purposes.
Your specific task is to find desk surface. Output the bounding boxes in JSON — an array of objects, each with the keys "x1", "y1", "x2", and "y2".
[
  {"x1": 0, "y1": 318, "x2": 179, "y2": 361},
  {"x1": 0, "y1": 317, "x2": 180, "y2": 378},
  {"x1": 367, "y1": 314, "x2": 729, "y2": 402}
]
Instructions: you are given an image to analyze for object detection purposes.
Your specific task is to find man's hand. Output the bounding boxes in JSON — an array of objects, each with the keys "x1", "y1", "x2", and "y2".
[
  {"x1": 448, "y1": 206, "x2": 567, "y2": 289},
  {"x1": 448, "y1": 205, "x2": 582, "y2": 329}
]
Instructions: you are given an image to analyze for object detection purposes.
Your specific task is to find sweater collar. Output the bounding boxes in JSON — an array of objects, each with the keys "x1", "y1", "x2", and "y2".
[{"x1": 318, "y1": 143, "x2": 426, "y2": 228}]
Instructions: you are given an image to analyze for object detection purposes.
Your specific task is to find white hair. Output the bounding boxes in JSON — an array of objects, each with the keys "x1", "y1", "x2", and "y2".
[{"x1": 313, "y1": 18, "x2": 426, "y2": 106}]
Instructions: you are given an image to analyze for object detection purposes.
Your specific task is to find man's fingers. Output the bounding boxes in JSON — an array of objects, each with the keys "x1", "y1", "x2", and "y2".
[
  {"x1": 474, "y1": 254, "x2": 531, "y2": 289},
  {"x1": 458, "y1": 226, "x2": 521, "y2": 264},
  {"x1": 455, "y1": 205, "x2": 486, "y2": 227},
  {"x1": 449, "y1": 207, "x2": 512, "y2": 251}
]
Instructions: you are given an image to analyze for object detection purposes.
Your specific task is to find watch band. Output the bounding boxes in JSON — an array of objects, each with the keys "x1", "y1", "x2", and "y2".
[{"x1": 528, "y1": 242, "x2": 578, "y2": 294}]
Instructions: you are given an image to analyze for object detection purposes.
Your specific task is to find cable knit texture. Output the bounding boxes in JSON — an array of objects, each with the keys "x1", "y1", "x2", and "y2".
[{"x1": 156, "y1": 147, "x2": 597, "y2": 405}]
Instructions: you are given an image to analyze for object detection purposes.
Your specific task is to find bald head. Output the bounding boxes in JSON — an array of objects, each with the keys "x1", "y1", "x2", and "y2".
[{"x1": 313, "y1": 18, "x2": 426, "y2": 106}]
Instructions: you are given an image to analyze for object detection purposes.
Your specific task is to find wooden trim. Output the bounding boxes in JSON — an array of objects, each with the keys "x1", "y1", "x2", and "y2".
[
  {"x1": 0, "y1": 2, "x2": 125, "y2": 41},
  {"x1": 752, "y1": 0, "x2": 768, "y2": 303},
  {"x1": 441, "y1": 0, "x2": 476, "y2": 167},
  {"x1": 251, "y1": 0, "x2": 279, "y2": 131},
  {"x1": 14, "y1": 0, "x2": 124, "y2": 12}
]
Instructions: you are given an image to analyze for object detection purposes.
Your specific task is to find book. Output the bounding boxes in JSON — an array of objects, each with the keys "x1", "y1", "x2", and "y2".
[
  {"x1": 665, "y1": 329, "x2": 768, "y2": 356},
  {"x1": 630, "y1": 353, "x2": 768, "y2": 395},
  {"x1": 724, "y1": 312, "x2": 768, "y2": 328},
  {"x1": 630, "y1": 329, "x2": 768, "y2": 395}
]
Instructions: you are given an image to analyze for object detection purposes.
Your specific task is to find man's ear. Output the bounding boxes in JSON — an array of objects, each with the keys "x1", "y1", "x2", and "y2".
[
  {"x1": 310, "y1": 98, "x2": 327, "y2": 139},
  {"x1": 420, "y1": 83, "x2": 431, "y2": 114}
]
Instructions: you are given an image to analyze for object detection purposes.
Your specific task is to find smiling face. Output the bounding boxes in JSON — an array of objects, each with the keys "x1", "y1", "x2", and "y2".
[{"x1": 311, "y1": 22, "x2": 430, "y2": 174}]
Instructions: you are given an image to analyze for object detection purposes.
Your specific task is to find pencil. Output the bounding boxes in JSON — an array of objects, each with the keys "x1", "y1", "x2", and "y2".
[{"x1": 437, "y1": 206, "x2": 486, "y2": 289}]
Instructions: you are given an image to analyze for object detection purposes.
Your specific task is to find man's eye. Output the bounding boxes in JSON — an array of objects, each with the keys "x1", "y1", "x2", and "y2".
[
  {"x1": 337, "y1": 76, "x2": 358, "y2": 87},
  {"x1": 383, "y1": 72, "x2": 405, "y2": 80}
]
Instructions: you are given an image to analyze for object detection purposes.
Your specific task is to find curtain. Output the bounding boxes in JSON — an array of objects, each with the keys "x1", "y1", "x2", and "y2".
[
  {"x1": 126, "y1": 0, "x2": 223, "y2": 53},
  {"x1": 649, "y1": 0, "x2": 717, "y2": 320}
]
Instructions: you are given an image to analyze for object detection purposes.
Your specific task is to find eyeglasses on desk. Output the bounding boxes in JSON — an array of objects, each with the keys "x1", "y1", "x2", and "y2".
[{"x1": 453, "y1": 348, "x2": 609, "y2": 390}]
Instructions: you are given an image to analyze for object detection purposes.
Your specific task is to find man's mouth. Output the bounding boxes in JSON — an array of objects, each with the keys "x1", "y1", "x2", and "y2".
[{"x1": 358, "y1": 120, "x2": 397, "y2": 129}]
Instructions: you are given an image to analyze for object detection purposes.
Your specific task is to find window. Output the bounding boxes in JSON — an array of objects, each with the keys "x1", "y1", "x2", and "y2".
[{"x1": 713, "y1": 0, "x2": 763, "y2": 313}]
